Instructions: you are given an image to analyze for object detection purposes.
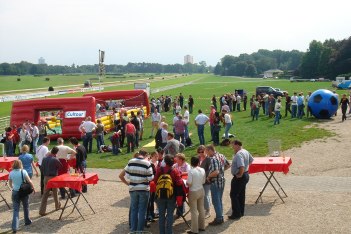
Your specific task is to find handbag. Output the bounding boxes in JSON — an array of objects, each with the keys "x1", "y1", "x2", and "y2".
[{"x1": 18, "y1": 170, "x2": 34, "y2": 198}]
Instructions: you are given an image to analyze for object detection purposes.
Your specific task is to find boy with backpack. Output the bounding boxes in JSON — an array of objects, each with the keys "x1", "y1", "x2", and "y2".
[{"x1": 154, "y1": 155, "x2": 183, "y2": 234}]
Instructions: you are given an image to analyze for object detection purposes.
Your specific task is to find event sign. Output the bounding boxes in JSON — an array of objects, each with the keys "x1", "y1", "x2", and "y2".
[{"x1": 65, "y1": 111, "x2": 86, "y2": 118}]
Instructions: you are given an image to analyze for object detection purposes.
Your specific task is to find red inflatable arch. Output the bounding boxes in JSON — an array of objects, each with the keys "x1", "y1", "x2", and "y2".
[
  {"x1": 10, "y1": 96, "x2": 96, "y2": 140},
  {"x1": 83, "y1": 89, "x2": 150, "y2": 117}
]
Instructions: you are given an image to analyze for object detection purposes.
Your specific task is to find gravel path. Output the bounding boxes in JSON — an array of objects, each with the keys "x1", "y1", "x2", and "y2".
[{"x1": 1, "y1": 110, "x2": 351, "y2": 233}]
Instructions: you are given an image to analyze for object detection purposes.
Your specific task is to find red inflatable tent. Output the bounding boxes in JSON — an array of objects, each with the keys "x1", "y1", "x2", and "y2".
[
  {"x1": 10, "y1": 96, "x2": 96, "y2": 139},
  {"x1": 83, "y1": 89, "x2": 150, "y2": 117}
]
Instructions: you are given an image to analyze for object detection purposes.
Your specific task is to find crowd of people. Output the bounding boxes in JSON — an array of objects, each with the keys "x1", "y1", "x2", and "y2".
[
  {"x1": 2, "y1": 89, "x2": 351, "y2": 233},
  {"x1": 5, "y1": 135, "x2": 87, "y2": 233},
  {"x1": 119, "y1": 140, "x2": 253, "y2": 234}
]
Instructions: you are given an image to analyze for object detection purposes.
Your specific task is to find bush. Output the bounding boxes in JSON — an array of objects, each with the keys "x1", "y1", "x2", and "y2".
[
  {"x1": 17, "y1": 78, "x2": 21, "y2": 81},
  {"x1": 48, "y1": 86, "x2": 54, "y2": 91},
  {"x1": 45, "y1": 77, "x2": 50, "y2": 81}
]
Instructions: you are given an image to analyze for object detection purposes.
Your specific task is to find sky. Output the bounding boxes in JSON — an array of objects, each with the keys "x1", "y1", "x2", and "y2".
[{"x1": 0, "y1": 0, "x2": 350, "y2": 66}]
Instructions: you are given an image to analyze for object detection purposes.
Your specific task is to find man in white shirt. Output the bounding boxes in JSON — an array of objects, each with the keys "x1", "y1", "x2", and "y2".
[
  {"x1": 305, "y1": 91, "x2": 312, "y2": 117},
  {"x1": 56, "y1": 138, "x2": 76, "y2": 159},
  {"x1": 183, "y1": 106, "x2": 190, "y2": 139},
  {"x1": 223, "y1": 110, "x2": 232, "y2": 139},
  {"x1": 36, "y1": 137, "x2": 50, "y2": 195},
  {"x1": 150, "y1": 109, "x2": 161, "y2": 138},
  {"x1": 56, "y1": 137, "x2": 77, "y2": 198},
  {"x1": 30, "y1": 122, "x2": 39, "y2": 153},
  {"x1": 194, "y1": 109, "x2": 209, "y2": 145},
  {"x1": 82, "y1": 116, "x2": 96, "y2": 153},
  {"x1": 291, "y1": 92, "x2": 298, "y2": 118}
]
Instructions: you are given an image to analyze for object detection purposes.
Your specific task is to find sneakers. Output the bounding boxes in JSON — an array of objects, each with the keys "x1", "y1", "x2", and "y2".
[{"x1": 208, "y1": 219, "x2": 224, "y2": 226}]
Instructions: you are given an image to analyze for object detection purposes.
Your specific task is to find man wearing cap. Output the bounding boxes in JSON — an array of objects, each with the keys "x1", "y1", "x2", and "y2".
[{"x1": 229, "y1": 140, "x2": 254, "y2": 220}]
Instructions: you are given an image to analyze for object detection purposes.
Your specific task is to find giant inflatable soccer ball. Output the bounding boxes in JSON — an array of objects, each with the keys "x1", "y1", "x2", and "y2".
[{"x1": 308, "y1": 89, "x2": 338, "y2": 119}]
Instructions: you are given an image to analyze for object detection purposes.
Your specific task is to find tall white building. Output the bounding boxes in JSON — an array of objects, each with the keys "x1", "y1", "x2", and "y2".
[
  {"x1": 184, "y1": 55, "x2": 194, "y2": 64},
  {"x1": 38, "y1": 57, "x2": 46, "y2": 64}
]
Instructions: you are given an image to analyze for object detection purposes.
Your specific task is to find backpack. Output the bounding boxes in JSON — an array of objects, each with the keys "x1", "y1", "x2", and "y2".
[
  {"x1": 154, "y1": 128, "x2": 163, "y2": 149},
  {"x1": 156, "y1": 168, "x2": 174, "y2": 199},
  {"x1": 185, "y1": 137, "x2": 192, "y2": 147}
]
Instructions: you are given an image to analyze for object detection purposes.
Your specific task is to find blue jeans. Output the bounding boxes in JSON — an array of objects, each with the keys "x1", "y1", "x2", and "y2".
[
  {"x1": 203, "y1": 184, "x2": 211, "y2": 212},
  {"x1": 291, "y1": 105, "x2": 297, "y2": 118},
  {"x1": 184, "y1": 125, "x2": 189, "y2": 139},
  {"x1": 197, "y1": 125, "x2": 205, "y2": 145},
  {"x1": 12, "y1": 190, "x2": 31, "y2": 232},
  {"x1": 210, "y1": 183, "x2": 224, "y2": 221},
  {"x1": 32, "y1": 137, "x2": 39, "y2": 154},
  {"x1": 96, "y1": 134, "x2": 104, "y2": 151},
  {"x1": 135, "y1": 129, "x2": 140, "y2": 148},
  {"x1": 225, "y1": 123, "x2": 232, "y2": 139},
  {"x1": 297, "y1": 105, "x2": 304, "y2": 119},
  {"x1": 156, "y1": 198, "x2": 176, "y2": 234},
  {"x1": 112, "y1": 144, "x2": 119, "y2": 155},
  {"x1": 126, "y1": 134, "x2": 135, "y2": 153},
  {"x1": 130, "y1": 190, "x2": 150, "y2": 232},
  {"x1": 83, "y1": 132, "x2": 93, "y2": 153},
  {"x1": 252, "y1": 109, "x2": 259, "y2": 120},
  {"x1": 5, "y1": 140, "x2": 14, "y2": 156},
  {"x1": 274, "y1": 111, "x2": 280, "y2": 125},
  {"x1": 175, "y1": 133, "x2": 185, "y2": 145},
  {"x1": 210, "y1": 124, "x2": 215, "y2": 141},
  {"x1": 237, "y1": 103, "x2": 241, "y2": 112}
]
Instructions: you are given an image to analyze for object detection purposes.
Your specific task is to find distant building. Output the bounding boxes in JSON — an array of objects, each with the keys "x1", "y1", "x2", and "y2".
[
  {"x1": 38, "y1": 57, "x2": 46, "y2": 64},
  {"x1": 263, "y1": 69, "x2": 283, "y2": 78},
  {"x1": 184, "y1": 55, "x2": 194, "y2": 64}
]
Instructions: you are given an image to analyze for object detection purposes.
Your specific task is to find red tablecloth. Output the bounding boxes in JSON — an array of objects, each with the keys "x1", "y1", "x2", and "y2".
[
  {"x1": 0, "y1": 172, "x2": 9, "y2": 181},
  {"x1": 249, "y1": 157, "x2": 292, "y2": 174},
  {"x1": 0, "y1": 157, "x2": 18, "y2": 172},
  {"x1": 46, "y1": 173, "x2": 99, "y2": 192}
]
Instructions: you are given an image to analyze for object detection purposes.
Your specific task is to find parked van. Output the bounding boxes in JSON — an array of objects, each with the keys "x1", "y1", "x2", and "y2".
[{"x1": 256, "y1": 86, "x2": 284, "y2": 98}]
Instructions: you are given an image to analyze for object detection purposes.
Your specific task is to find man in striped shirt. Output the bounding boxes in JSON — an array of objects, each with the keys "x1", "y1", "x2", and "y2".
[
  {"x1": 119, "y1": 150, "x2": 154, "y2": 232},
  {"x1": 205, "y1": 145, "x2": 230, "y2": 226}
]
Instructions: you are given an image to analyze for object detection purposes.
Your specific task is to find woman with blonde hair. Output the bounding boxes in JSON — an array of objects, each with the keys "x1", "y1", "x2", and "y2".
[
  {"x1": 9, "y1": 160, "x2": 36, "y2": 233},
  {"x1": 19, "y1": 145, "x2": 39, "y2": 179}
]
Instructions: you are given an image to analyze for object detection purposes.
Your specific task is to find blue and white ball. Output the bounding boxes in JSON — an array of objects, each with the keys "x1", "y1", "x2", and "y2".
[{"x1": 308, "y1": 89, "x2": 338, "y2": 119}]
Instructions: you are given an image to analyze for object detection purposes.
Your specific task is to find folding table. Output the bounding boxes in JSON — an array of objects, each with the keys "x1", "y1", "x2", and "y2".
[
  {"x1": 46, "y1": 173, "x2": 99, "y2": 220},
  {"x1": 249, "y1": 157, "x2": 292, "y2": 204},
  {"x1": 0, "y1": 172, "x2": 11, "y2": 209},
  {"x1": 0, "y1": 157, "x2": 18, "y2": 172}
]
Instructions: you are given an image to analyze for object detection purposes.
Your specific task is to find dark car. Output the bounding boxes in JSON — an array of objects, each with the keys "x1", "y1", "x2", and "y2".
[{"x1": 256, "y1": 86, "x2": 284, "y2": 98}]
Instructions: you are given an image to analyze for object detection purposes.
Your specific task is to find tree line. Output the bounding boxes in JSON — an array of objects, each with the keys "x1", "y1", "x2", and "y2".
[
  {"x1": 0, "y1": 61, "x2": 211, "y2": 76},
  {"x1": 214, "y1": 36, "x2": 351, "y2": 80}
]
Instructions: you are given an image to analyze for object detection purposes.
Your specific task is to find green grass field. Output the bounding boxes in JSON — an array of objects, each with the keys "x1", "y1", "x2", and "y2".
[
  {"x1": 2, "y1": 74, "x2": 343, "y2": 168},
  {"x1": 0, "y1": 73, "x2": 158, "y2": 93}
]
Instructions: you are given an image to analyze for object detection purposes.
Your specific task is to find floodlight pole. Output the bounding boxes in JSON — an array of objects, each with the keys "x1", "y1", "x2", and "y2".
[{"x1": 99, "y1": 49, "x2": 101, "y2": 91}]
